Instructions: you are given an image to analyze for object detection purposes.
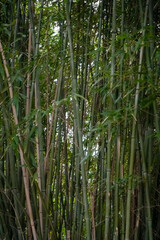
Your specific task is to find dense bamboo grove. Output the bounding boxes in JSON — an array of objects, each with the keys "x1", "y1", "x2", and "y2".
[{"x1": 0, "y1": 0, "x2": 160, "y2": 239}]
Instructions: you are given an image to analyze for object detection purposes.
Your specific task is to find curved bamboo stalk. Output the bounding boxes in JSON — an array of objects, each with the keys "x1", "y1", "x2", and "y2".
[{"x1": 0, "y1": 40, "x2": 38, "y2": 240}]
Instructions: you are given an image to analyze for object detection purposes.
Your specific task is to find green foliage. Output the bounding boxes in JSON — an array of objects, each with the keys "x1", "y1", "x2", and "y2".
[{"x1": 0, "y1": 0, "x2": 159, "y2": 239}]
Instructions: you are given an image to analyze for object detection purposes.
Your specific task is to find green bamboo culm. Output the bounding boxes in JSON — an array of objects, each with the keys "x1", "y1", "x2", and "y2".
[
  {"x1": 65, "y1": 1, "x2": 91, "y2": 239},
  {"x1": 125, "y1": 1, "x2": 150, "y2": 239},
  {"x1": 104, "y1": 0, "x2": 116, "y2": 238}
]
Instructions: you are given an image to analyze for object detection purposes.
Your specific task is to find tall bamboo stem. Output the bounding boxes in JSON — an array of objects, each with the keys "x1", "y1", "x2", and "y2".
[
  {"x1": 125, "y1": 1, "x2": 149, "y2": 239},
  {"x1": 65, "y1": 1, "x2": 91, "y2": 239}
]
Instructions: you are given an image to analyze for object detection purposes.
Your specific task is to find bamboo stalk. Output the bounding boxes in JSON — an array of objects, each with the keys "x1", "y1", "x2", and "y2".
[
  {"x1": 138, "y1": 123, "x2": 153, "y2": 240},
  {"x1": 65, "y1": 1, "x2": 91, "y2": 239},
  {"x1": 125, "y1": 1, "x2": 150, "y2": 239},
  {"x1": 104, "y1": 0, "x2": 116, "y2": 238},
  {"x1": 0, "y1": 40, "x2": 37, "y2": 240}
]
